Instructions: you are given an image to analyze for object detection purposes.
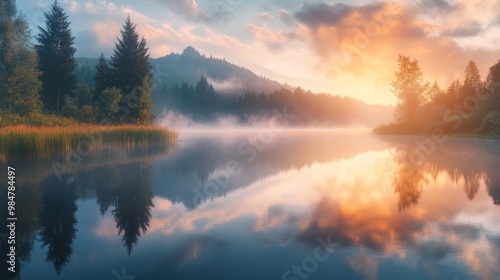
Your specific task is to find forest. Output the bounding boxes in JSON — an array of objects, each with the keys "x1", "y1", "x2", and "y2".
[
  {"x1": 376, "y1": 55, "x2": 500, "y2": 137},
  {"x1": 152, "y1": 76, "x2": 392, "y2": 126},
  {"x1": 0, "y1": 1, "x2": 153, "y2": 127}
]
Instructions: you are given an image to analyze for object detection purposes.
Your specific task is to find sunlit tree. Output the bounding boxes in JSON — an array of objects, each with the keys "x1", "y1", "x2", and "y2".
[{"x1": 391, "y1": 55, "x2": 427, "y2": 125}]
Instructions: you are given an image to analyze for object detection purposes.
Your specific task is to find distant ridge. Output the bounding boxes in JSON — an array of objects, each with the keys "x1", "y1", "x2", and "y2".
[
  {"x1": 75, "y1": 46, "x2": 291, "y2": 94},
  {"x1": 150, "y1": 46, "x2": 291, "y2": 94}
]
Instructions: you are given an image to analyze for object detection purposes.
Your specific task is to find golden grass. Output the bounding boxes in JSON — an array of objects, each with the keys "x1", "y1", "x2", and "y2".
[{"x1": 0, "y1": 125, "x2": 178, "y2": 160}]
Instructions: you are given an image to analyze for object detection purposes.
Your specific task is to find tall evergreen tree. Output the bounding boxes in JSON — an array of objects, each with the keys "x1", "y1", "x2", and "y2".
[
  {"x1": 461, "y1": 60, "x2": 482, "y2": 105},
  {"x1": 0, "y1": 0, "x2": 42, "y2": 116},
  {"x1": 93, "y1": 53, "x2": 112, "y2": 102},
  {"x1": 110, "y1": 16, "x2": 152, "y2": 124},
  {"x1": 36, "y1": 1, "x2": 77, "y2": 112}
]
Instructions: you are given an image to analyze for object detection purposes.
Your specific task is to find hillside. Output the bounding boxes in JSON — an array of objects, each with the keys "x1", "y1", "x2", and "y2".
[
  {"x1": 75, "y1": 47, "x2": 394, "y2": 126},
  {"x1": 75, "y1": 46, "x2": 289, "y2": 94},
  {"x1": 150, "y1": 46, "x2": 289, "y2": 94}
]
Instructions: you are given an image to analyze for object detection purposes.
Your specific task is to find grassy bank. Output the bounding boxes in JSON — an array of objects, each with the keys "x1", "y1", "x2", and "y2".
[
  {"x1": 0, "y1": 125, "x2": 178, "y2": 160},
  {"x1": 0, "y1": 113, "x2": 78, "y2": 128}
]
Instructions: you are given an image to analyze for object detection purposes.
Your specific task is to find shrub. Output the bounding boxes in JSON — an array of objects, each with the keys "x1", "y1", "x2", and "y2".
[
  {"x1": 60, "y1": 102, "x2": 79, "y2": 119},
  {"x1": 0, "y1": 113, "x2": 77, "y2": 128},
  {"x1": 478, "y1": 110, "x2": 500, "y2": 137},
  {"x1": 78, "y1": 105, "x2": 96, "y2": 123}
]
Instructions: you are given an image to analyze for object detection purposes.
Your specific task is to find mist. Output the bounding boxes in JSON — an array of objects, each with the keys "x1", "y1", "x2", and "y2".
[{"x1": 155, "y1": 109, "x2": 374, "y2": 133}]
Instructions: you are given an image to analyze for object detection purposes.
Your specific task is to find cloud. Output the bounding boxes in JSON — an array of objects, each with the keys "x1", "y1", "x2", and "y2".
[
  {"x1": 157, "y1": 0, "x2": 210, "y2": 22},
  {"x1": 287, "y1": 1, "x2": 500, "y2": 102},
  {"x1": 417, "y1": 0, "x2": 458, "y2": 12},
  {"x1": 441, "y1": 20, "x2": 483, "y2": 37},
  {"x1": 259, "y1": 9, "x2": 294, "y2": 25},
  {"x1": 92, "y1": 21, "x2": 122, "y2": 48},
  {"x1": 247, "y1": 24, "x2": 301, "y2": 53},
  {"x1": 295, "y1": 2, "x2": 386, "y2": 31}
]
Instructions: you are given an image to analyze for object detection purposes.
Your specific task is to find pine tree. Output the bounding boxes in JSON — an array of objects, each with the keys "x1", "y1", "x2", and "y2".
[
  {"x1": 94, "y1": 53, "x2": 112, "y2": 102},
  {"x1": 36, "y1": 1, "x2": 77, "y2": 112},
  {"x1": 461, "y1": 60, "x2": 481, "y2": 105},
  {"x1": 110, "y1": 16, "x2": 152, "y2": 124},
  {"x1": 0, "y1": 0, "x2": 42, "y2": 116}
]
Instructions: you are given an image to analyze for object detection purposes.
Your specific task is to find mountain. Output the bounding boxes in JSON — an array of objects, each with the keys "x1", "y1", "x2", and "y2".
[
  {"x1": 150, "y1": 46, "x2": 290, "y2": 94},
  {"x1": 75, "y1": 46, "x2": 290, "y2": 94}
]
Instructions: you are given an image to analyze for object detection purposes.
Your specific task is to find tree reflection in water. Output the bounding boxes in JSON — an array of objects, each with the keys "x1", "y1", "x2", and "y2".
[
  {"x1": 391, "y1": 138, "x2": 500, "y2": 211},
  {"x1": 39, "y1": 175, "x2": 78, "y2": 275}
]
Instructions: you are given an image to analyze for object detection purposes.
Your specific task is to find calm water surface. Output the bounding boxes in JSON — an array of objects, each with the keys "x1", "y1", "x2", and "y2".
[{"x1": 2, "y1": 129, "x2": 500, "y2": 280}]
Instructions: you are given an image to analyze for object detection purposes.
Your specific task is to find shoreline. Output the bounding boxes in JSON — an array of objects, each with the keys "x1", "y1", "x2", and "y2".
[{"x1": 0, "y1": 125, "x2": 178, "y2": 161}]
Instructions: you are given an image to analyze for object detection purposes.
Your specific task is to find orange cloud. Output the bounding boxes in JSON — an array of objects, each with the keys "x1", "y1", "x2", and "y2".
[{"x1": 287, "y1": 1, "x2": 500, "y2": 103}]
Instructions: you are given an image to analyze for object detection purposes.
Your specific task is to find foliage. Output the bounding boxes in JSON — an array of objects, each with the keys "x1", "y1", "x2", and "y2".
[
  {"x1": 478, "y1": 110, "x2": 500, "y2": 137},
  {"x1": 460, "y1": 60, "x2": 482, "y2": 106},
  {"x1": 391, "y1": 55, "x2": 427, "y2": 124},
  {"x1": 60, "y1": 82, "x2": 95, "y2": 123},
  {"x1": 60, "y1": 102, "x2": 78, "y2": 119},
  {"x1": 36, "y1": 1, "x2": 77, "y2": 112},
  {"x1": 78, "y1": 105, "x2": 96, "y2": 123},
  {"x1": 110, "y1": 16, "x2": 151, "y2": 95},
  {"x1": 74, "y1": 81, "x2": 93, "y2": 107},
  {"x1": 97, "y1": 87, "x2": 121, "y2": 122},
  {"x1": 93, "y1": 54, "x2": 112, "y2": 102},
  {"x1": 486, "y1": 60, "x2": 500, "y2": 107},
  {"x1": 375, "y1": 56, "x2": 500, "y2": 136},
  {"x1": 134, "y1": 77, "x2": 154, "y2": 125},
  {"x1": 109, "y1": 16, "x2": 152, "y2": 124},
  {"x1": 0, "y1": 112, "x2": 77, "y2": 128},
  {"x1": 0, "y1": 0, "x2": 43, "y2": 116}
]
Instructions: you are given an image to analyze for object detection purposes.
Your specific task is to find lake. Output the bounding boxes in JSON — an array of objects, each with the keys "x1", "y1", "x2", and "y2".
[{"x1": 2, "y1": 129, "x2": 500, "y2": 280}]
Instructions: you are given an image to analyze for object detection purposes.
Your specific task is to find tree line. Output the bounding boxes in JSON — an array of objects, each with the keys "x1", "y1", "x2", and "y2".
[
  {"x1": 0, "y1": 0, "x2": 153, "y2": 125},
  {"x1": 380, "y1": 54, "x2": 500, "y2": 136},
  {"x1": 153, "y1": 76, "x2": 392, "y2": 125}
]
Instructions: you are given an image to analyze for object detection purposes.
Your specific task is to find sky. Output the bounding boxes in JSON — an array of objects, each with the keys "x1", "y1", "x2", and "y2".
[{"x1": 17, "y1": 0, "x2": 500, "y2": 105}]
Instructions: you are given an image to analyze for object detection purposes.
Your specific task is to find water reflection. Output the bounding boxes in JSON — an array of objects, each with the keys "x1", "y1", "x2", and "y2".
[
  {"x1": 109, "y1": 163, "x2": 154, "y2": 255},
  {"x1": 387, "y1": 137, "x2": 500, "y2": 209},
  {"x1": 153, "y1": 131, "x2": 391, "y2": 208},
  {"x1": 39, "y1": 175, "x2": 78, "y2": 274},
  {"x1": 392, "y1": 145, "x2": 428, "y2": 212},
  {"x1": 0, "y1": 145, "x2": 170, "y2": 279},
  {"x1": 1, "y1": 131, "x2": 500, "y2": 280}
]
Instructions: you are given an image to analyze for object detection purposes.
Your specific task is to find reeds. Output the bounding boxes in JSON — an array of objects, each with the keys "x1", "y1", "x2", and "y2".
[{"x1": 0, "y1": 125, "x2": 178, "y2": 160}]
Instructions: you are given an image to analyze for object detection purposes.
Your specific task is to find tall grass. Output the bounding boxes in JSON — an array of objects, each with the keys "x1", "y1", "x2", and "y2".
[{"x1": 0, "y1": 125, "x2": 178, "y2": 160}]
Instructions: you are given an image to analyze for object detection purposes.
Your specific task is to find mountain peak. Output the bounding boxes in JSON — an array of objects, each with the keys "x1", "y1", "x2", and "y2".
[{"x1": 182, "y1": 46, "x2": 201, "y2": 58}]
